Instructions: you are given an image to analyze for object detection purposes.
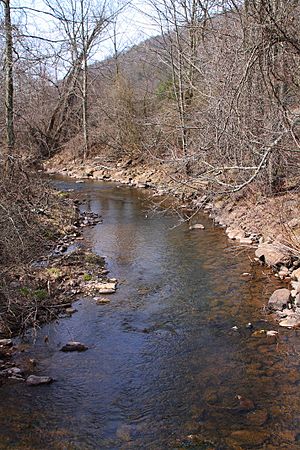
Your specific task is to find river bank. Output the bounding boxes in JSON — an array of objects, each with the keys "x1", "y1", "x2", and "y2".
[
  {"x1": 45, "y1": 157, "x2": 300, "y2": 328},
  {"x1": 0, "y1": 182, "x2": 120, "y2": 384}
]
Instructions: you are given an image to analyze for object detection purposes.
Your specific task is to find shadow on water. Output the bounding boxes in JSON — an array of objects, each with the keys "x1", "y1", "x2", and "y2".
[{"x1": 0, "y1": 177, "x2": 300, "y2": 449}]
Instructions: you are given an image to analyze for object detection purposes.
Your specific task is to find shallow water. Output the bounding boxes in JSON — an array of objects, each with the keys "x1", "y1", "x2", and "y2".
[{"x1": 0, "y1": 178, "x2": 300, "y2": 449}]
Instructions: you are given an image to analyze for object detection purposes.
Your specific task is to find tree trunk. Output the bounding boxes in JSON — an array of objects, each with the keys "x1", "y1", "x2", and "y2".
[
  {"x1": 3, "y1": 0, "x2": 14, "y2": 157},
  {"x1": 81, "y1": 0, "x2": 89, "y2": 160}
]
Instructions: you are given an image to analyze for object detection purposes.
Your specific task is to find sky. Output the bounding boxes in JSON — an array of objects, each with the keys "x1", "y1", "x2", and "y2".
[{"x1": 8, "y1": 0, "x2": 160, "y2": 62}]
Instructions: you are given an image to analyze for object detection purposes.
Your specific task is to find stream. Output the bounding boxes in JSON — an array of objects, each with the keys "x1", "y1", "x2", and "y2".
[{"x1": 0, "y1": 177, "x2": 300, "y2": 449}]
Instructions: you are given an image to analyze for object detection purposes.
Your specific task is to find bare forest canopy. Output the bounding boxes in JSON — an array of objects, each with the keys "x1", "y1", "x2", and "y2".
[{"x1": 1, "y1": 0, "x2": 300, "y2": 195}]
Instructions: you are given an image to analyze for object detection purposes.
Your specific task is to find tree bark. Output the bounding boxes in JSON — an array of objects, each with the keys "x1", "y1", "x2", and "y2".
[{"x1": 3, "y1": 0, "x2": 15, "y2": 157}]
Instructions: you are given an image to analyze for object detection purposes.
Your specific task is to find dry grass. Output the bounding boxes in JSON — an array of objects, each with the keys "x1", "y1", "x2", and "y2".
[{"x1": 0, "y1": 161, "x2": 77, "y2": 336}]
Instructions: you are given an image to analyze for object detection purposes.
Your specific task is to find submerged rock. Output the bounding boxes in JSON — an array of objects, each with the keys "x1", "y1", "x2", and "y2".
[
  {"x1": 236, "y1": 395, "x2": 255, "y2": 411},
  {"x1": 268, "y1": 288, "x2": 290, "y2": 311},
  {"x1": 246, "y1": 409, "x2": 269, "y2": 426},
  {"x1": 60, "y1": 341, "x2": 88, "y2": 352},
  {"x1": 26, "y1": 375, "x2": 53, "y2": 386},
  {"x1": 230, "y1": 430, "x2": 269, "y2": 446}
]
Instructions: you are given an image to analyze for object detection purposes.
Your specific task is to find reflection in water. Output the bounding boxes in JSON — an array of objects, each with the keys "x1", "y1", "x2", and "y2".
[{"x1": 0, "y1": 178, "x2": 299, "y2": 449}]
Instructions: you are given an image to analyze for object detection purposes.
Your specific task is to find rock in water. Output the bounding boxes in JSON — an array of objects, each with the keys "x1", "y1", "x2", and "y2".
[
  {"x1": 189, "y1": 223, "x2": 205, "y2": 230},
  {"x1": 230, "y1": 430, "x2": 269, "y2": 446},
  {"x1": 60, "y1": 341, "x2": 88, "y2": 352},
  {"x1": 236, "y1": 395, "x2": 255, "y2": 411},
  {"x1": 268, "y1": 288, "x2": 290, "y2": 311},
  {"x1": 279, "y1": 316, "x2": 300, "y2": 328},
  {"x1": 95, "y1": 297, "x2": 111, "y2": 304},
  {"x1": 65, "y1": 307, "x2": 77, "y2": 315},
  {"x1": 26, "y1": 375, "x2": 53, "y2": 386},
  {"x1": 266, "y1": 330, "x2": 279, "y2": 337}
]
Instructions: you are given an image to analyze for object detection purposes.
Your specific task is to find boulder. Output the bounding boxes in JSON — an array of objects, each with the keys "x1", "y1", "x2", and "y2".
[
  {"x1": 255, "y1": 244, "x2": 290, "y2": 267},
  {"x1": 291, "y1": 267, "x2": 300, "y2": 281},
  {"x1": 227, "y1": 229, "x2": 245, "y2": 240},
  {"x1": 189, "y1": 223, "x2": 205, "y2": 230},
  {"x1": 60, "y1": 341, "x2": 88, "y2": 352},
  {"x1": 268, "y1": 288, "x2": 290, "y2": 311},
  {"x1": 26, "y1": 375, "x2": 53, "y2": 386}
]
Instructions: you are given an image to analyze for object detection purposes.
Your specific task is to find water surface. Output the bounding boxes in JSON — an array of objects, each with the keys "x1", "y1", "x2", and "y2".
[{"x1": 0, "y1": 178, "x2": 299, "y2": 449}]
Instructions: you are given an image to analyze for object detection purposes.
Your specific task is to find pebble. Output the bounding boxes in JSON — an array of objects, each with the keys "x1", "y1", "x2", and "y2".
[{"x1": 65, "y1": 307, "x2": 77, "y2": 314}]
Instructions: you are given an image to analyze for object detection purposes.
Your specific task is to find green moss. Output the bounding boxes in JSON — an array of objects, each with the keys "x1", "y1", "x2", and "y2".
[
  {"x1": 46, "y1": 267, "x2": 62, "y2": 279},
  {"x1": 20, "y1": 287, "x2": 31, "y2": 297},
  {"x1": 33, "y1": 289, "x2": 48, "y2": 300},
  {"x1": 83, "y1": 273, "x2": 92, "y2": 282},
  {"x1": 84, "y1": 252, "x2": 104, "y2": 265},
  {"x1": 19, "y1": 287, "x2": 48, "y2": 300},
  {"x1": 57, "y1": 191, "x2": 69, "y2": 198}
]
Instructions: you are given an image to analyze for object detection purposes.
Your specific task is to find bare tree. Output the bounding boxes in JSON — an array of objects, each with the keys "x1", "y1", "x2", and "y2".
[{"x1": 1, "y1": 0, "x2": 14, "y2": 158}]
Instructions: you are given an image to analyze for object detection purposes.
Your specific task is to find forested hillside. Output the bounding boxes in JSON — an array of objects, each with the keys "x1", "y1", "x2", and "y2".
[
  {"x1": 1, "y1": 0, "x2": 300, "y2": 265},
  {"x1": 2, "y1": 1, "x2": 300, "y2": 191}
]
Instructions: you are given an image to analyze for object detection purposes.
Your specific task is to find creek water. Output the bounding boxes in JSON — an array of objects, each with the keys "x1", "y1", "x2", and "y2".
[{"x1": 0, "y1": 178, "x2": 300, "y2": 449}]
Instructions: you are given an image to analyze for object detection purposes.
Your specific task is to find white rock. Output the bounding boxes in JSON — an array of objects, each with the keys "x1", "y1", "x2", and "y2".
[
  {"x1": 279, "y1": 315, "x2": 300, "y2": 328},
  {"x1": 239, "y1": 237, "x2": 253, "y2": 245},
  {"x1": 291, "y1": 268, "x2": 300, "y2": 281},
  {"x1": 266, "y1": 330, "x2": 279, "y2": 337},
  {"x1": 189, "y1": 223, "x2": 205, "y2": 230}
]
